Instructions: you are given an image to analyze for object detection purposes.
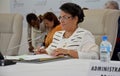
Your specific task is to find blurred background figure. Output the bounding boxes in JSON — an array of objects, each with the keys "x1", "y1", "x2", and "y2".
[
  {"x1": 105, "y1": 0, "x2": 120, "y2": 61},
  {"x1": 105, "y1": 0, "x2": 119, "y2": 9},
  {"x1": 26, "y1": 13, "x2": 47, "y2": 52},
  {"x1": 42, "y1": 12, "x2": 62, "y2": 48}
]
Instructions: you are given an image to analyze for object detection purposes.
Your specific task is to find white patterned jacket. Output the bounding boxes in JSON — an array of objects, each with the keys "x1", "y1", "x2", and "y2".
[{"x1": 46, "y1": 27, "x2": 99, "y2": 59}]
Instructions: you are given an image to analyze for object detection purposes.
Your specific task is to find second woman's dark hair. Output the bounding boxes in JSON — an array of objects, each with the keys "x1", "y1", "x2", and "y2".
[
  {"x1": 43, "y1": 12, "x2": 60, "y2": 28},
  {"x1": 60, "y1": 3, "x2": 84, "y2": 23},
  {"x1": 26, "y1": 13, "x2": 38, "y2": 24}
]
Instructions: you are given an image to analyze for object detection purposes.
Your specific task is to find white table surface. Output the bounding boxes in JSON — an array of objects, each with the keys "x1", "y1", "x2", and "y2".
[{"x1": 0, "y1": 59, "x2": 119, "y2": 76}]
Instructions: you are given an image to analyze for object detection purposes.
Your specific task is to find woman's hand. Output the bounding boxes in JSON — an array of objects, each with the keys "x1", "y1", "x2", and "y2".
[
  {"x1": 34, "y1": 46, "x2": 47, "y2": 54},
  {"x1": 51, "y1": 48, "x2": 68, "y2": 56},
  {"x1": 28, "y1": 40, "x2": 34, "y2": 52},
  {"x1": 51, "y1": 48, "x2": 79, "y2": 58},
  {"x1": 28, "y1": 45, "x2": 34, "y2": 52}
]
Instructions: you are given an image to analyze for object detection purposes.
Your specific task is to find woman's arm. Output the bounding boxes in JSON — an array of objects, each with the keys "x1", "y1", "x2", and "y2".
[
  {"x1": 77, "y1": 32, "x2": 99, "y2": 59},
  {"x1": 27, "y1": 24, "x2": 34, "y2": 52}
]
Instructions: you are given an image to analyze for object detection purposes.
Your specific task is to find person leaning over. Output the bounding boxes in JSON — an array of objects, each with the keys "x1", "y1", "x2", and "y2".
[
  {"x1": 26, "y1": 13, "x2": 47, "y2": 52},
  {"x1": 42, "y1": 12, "x2": 62, "y2": 48},
  {"x1": 105, "y1": 1, "x2": 120, "y2": 61},
  {"x1": 35, "y1": 3, "x2": 99, "y2": 59}
]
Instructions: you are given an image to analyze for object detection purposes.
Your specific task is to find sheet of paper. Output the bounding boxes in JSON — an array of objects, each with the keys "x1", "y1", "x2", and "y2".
[{"x1": 5, "y1": 54, "x2": 56, "y2": 60}]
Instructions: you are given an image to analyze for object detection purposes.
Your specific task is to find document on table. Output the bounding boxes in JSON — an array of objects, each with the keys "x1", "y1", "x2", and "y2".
[{"x1": 5, "y1": 54, "x2": 56, "y2": 61}]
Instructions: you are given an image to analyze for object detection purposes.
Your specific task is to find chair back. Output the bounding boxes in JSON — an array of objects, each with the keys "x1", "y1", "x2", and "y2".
[
  {"x1": 0, "y1": 13, "x2": 23, "y2": 55},
  {"x1": 79, "y1": 9, "x2": 120, "y2": 57}
]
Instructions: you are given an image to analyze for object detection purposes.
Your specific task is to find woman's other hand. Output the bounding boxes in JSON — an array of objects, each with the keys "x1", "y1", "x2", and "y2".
[
  {"x1": 34, "y1": 46, "x2": 47, "y2": 54},
  {"x1": 51, "y1": 48, "x2": 78, "y2": 58},
  {"x1": 51, "y1": 48, "x2": 68, "y2": 56},
  {"x1": 28, "y1": 45, "x2": 34, "y2": 52}
]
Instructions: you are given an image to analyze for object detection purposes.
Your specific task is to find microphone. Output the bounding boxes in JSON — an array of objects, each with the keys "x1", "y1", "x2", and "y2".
[
  {"x1": 0, "y1": 35, "x2": 44, "y2": 66},
  {"x1": 0, "y1": 52, "x2": 16, "y2": 66}
]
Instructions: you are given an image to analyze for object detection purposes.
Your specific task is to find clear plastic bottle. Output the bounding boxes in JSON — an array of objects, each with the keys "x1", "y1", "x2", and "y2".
[{"x1": 100, "y1": 36, "x2": 112, "y2": 62}]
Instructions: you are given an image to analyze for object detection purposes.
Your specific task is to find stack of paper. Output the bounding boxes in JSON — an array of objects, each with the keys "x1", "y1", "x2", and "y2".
[{"x1": 5, "y1": 54, "x2": 56, "y2": 61}]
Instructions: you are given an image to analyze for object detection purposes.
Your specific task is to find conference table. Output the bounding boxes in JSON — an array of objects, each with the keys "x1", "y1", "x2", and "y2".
[{"x1": 0, "y1": 59, "x2": 120, "y2": 76}]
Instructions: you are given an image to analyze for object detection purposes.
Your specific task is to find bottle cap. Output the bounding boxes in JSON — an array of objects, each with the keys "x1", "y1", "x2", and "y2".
[{"x1": 102, "y1": 35, "x2": 108, "y2": 41}]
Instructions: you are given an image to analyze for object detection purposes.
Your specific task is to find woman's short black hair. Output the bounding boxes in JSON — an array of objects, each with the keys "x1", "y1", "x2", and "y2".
[
  {"x1": 26, "y1": 13, "x2": 38, "y2": 24},
  {"x1": 60, "y1": 2, "x2": 84, "y2": 23}
]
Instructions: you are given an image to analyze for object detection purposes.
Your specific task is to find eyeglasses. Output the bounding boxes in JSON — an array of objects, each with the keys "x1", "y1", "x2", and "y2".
[{"x1": 58, "y1": 16, "x2": 72, "y2": 21}]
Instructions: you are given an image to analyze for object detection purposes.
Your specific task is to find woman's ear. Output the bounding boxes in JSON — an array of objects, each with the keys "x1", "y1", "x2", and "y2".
[{"x1": 74, "y1": 16, "x2": 78, "y2": 24}]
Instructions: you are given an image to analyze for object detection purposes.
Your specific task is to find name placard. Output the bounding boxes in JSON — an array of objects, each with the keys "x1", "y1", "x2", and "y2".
[{"x1": 88, "y1": 61, "x2": 120, "y2": 76}]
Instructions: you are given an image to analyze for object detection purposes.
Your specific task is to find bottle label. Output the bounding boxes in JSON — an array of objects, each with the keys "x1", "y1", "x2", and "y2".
[
  {"x1": 100, "y1": 45, "x2": 110, "y2": 62},
  {"x1": 100, "y1": 51, "x2": 108, "y2": 62}
]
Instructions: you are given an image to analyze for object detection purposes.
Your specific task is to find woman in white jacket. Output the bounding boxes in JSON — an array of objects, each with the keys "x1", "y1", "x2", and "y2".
[{"x1": 35, "y1": 3, "x2": 99, "y2": 59}]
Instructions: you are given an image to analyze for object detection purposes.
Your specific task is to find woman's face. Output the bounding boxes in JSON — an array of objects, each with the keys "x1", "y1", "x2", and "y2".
[
  {"x1": 43, "y1": 19, "x2": 54, "y2": 29},
  {"x1": 59, "y1": 10, "x2": 78, "y2": 31},
  {"x1": 30, "y1": 19, "x2": 39, "y2": 27},
  {"x1": 105, "y1": 3, "x2": 115, "y2": 9}
]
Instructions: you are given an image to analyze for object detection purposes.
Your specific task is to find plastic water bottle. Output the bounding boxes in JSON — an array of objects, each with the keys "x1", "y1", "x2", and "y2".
[{"x1": 100, "y1": 36, "x2": 112, "y2": 62}]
